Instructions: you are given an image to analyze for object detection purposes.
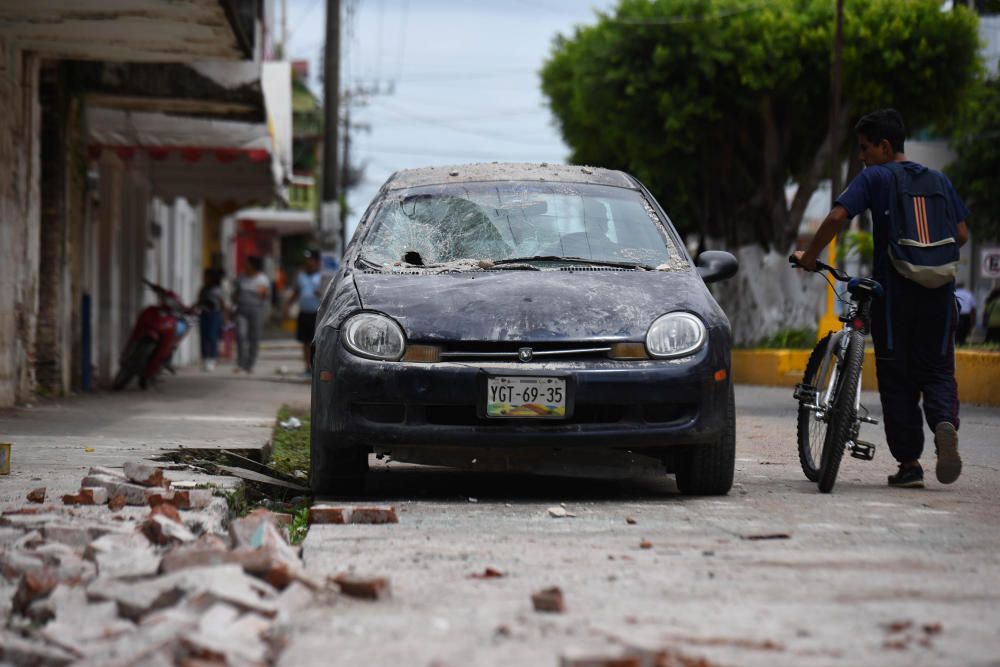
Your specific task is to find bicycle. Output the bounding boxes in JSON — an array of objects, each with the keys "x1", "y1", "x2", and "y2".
[{"x1": 790, "y1": 257, "x2": 882, "y2": 493}]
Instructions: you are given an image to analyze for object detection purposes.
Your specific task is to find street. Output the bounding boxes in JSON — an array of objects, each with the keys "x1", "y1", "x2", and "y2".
[
  {"x1": 3, "y1": 366, "x2": 1000, "y2": 666},
  {"x1": 284, "y1": 385, "x2": 1000, "y2": 667}
]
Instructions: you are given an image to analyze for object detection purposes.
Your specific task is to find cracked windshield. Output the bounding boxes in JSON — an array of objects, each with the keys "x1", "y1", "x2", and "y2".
[{"x1": 359, "y1": 182, "x2": 680, "y2": 269}]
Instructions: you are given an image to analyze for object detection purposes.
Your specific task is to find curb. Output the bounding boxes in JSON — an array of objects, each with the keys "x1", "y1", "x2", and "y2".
[{"x1": 732, "y1": 348, "x2": 1000, "y2": 407}]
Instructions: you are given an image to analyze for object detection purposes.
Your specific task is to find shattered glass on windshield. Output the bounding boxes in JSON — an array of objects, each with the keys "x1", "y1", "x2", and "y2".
[{"x1": 359, "y1": 181, "x2": 684, "y2": 271}]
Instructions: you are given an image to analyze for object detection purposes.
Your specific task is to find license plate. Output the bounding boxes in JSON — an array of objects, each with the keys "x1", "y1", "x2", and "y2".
[{"x1": 485, "y1": 376, "x2": 567, "y2": 418}]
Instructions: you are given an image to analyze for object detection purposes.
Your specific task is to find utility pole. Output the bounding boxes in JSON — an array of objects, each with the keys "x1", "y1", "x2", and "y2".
[
  {"x1": 321, "y1": 0, "x2": 342, "y2": 259},
  {"x1": 340, "y1": 102, "x2": 351, "y2": 252},
  {"x1": 280, "y1": 0, "x2": 287, "y2": 57}
]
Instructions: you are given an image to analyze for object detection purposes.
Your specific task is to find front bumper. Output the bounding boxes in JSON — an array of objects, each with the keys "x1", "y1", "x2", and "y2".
[{"x1": 312, "y1": 330, "x2": 731, "y2": 452}]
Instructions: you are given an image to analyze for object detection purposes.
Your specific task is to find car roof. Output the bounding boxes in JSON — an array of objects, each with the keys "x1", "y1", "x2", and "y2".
[{"x1": 383, "y1": 162, "x2": 637, "y2": 191}]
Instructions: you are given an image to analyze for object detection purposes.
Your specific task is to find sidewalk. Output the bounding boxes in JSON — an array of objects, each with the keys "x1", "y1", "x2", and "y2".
[{"x1": 0, "y1": 341, "x2": 310, "y2": 507}]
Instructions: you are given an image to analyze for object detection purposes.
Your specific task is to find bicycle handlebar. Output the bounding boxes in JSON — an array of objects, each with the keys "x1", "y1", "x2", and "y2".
[{"x1": 788, "y1": 255, "x2": 849, "y2": 282}]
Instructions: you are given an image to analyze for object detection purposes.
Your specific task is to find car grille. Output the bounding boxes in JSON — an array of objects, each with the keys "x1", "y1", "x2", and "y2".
[{"x1": 437, "y1": 341, "x2": 613, "y2": 362}]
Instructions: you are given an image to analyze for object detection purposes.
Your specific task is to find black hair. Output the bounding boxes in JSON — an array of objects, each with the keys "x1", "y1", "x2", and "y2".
[
  {"x1": 855, "y1": 109, "x2": 906, "y2": 153},
  {"x1": 247, "y1": 256, "x2": 263, "y2": 272}
]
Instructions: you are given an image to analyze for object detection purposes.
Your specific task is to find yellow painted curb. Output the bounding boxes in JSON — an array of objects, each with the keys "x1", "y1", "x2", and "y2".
[{"x1": 732, "y1": 348, "x2": 999, "y2": 407}]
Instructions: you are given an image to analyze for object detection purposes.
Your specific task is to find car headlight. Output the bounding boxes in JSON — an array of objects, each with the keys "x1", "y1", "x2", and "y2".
[
  {"x1": 342, "y1": 313, "x2": 406, "y2": 360},
  {"x1": 646, "y1": 313, "x2": 706, "y2": 359}
]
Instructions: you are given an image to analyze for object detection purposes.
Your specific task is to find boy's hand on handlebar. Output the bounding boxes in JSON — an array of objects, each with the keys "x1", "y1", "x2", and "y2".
[{"x1": 789, "y1": 251, "x2": 817, "y2": 272}]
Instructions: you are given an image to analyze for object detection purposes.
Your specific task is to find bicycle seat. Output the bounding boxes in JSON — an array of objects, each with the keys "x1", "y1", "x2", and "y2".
[{"x1": 847, "y1": 277, "x2": 883, "y2": 299}]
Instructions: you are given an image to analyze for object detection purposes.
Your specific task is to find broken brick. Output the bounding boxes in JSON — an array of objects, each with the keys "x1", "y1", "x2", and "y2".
[
  {"x1": 309, "y1": 505, "x2": 398, "y2": 525},
  {"x1": 26, "y1": 487, "x2": 46, "y2": 503},
  {"x1": 62, "y1": 487, "x2": 108, "y2": 506},
  {"x1": 149, "y1": 500, "x2": 183, "y2": 523},
  {"x1": 531, "y1": 586, "x2": 565, "y2": 613},
  {"x1": 108, "y1": 494, "x2": 127, "y2": 511},
  {"x1": 124, "y1": 461, "x2": 166, "y2": 487},
  {"x1": 639, "y1": 540, "x2": 653, "y2": 550},
  {"x1": 80, "y1": 474, "x2": 150, "y2": 505},
  {"x1": 172, "y1": 489, "x2": 213, "y2": 510},
  {"x1": 559, "y1": 656, "x2": 641, "y2": 667},
  {"x1": 146, "y1": 490, "x2": 176, "y2": 507},
  {"x1": 626, "y1": 516, "x2": 637, "y2": 525},
  {"x1": 469, "y1": 567, "x2": 504, "y2": 579},
  {"x1": 333, "y1": 574, "x2": 390, "y2": 600},
  {"x1": 13, "y1": 567, "x2": 58, "y2": 614},
  {"x1": 143, "y1": 514, "x2": 196, "y2": 546}
]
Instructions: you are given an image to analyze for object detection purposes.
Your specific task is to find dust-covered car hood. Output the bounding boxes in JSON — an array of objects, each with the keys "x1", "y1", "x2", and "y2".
[{"x1": 351, "y1": 269, "x2": 726, "y2": 342}]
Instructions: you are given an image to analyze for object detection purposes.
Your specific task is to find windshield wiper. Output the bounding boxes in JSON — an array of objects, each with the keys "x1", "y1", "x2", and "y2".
[{"x1": 492, "y1": 255, "x2": 653, "y2": 271}]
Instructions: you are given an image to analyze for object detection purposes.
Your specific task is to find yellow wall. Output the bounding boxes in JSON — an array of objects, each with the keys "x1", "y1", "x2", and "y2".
[{"x1": 732, "y1": 349, "x2": 999, "y2": 406}]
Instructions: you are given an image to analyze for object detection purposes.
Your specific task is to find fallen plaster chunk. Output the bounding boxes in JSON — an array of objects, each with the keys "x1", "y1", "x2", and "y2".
[{"x1": 124, "y1": 461, "x2": 166, "y2": 487}]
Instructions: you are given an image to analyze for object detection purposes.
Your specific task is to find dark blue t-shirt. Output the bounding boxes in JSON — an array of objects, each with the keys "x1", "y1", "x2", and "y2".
[{"x1": 834, "y1": 161, "x2": 969, "y2": 281}]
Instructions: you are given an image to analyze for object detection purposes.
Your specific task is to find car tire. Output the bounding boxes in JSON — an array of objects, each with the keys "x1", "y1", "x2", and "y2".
[
  {"x1": 675, "y1": 383, "x2": 735, "y2": 496},
  {"x1": 309, "y1": 419, "x2": 368, "y2": 497}
]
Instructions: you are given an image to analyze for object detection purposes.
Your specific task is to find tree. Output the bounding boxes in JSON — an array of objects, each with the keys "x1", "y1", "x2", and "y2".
[
  {"x1": 541, "y1": 0, "x2": 979, "y2": 250},
  {"x1": 948, "y1": 76, "x2": 1000, "y2": 241},
  {"x1": 541, "y1": 0, "x2": 980, "y2": 343}
]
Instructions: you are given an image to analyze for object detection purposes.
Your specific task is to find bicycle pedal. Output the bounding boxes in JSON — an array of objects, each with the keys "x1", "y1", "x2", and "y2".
[
  {"x1": 850, "y1": 440, "x2": 876, "y2": 460},
  {"x1": 794, "y1": 383, "x2": 817, "y2": 403},
  {"x1": 859, "y1": 415, "x2": 879, "y2": 425}
]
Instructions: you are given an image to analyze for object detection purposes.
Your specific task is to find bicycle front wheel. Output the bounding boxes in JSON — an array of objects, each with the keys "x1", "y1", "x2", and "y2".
[
  {"x1": 797, "y1": 333, "x2": 834, "y2": 482},
  {"x1": 818, "y1": 330, "x2": 865, "y2": 494}
]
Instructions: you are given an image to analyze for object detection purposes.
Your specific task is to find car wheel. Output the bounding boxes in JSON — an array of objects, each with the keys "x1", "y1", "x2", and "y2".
[
  {"x1": 675, "y1": 383, "x2": 735, "y2": 496},
  {"x1": 309, "y1": 420, "x2": 368, "y2": 497}
]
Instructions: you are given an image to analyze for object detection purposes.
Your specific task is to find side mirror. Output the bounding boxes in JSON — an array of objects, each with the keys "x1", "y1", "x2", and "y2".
[{"x1": 696, "y1": 250, "x2": 739, "y2": 284}]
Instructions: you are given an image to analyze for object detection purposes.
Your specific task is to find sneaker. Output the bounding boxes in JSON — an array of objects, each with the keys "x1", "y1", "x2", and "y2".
[
  {"x1": 934, "y1": 422, "x2": 962, "y2": 484},
  {"x1": 888, "y1": 463, "x2": 925, "y2": 488}
]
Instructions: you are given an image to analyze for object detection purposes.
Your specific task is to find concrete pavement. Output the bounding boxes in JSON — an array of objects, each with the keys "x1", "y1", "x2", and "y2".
[{"x1": 0, "y1": 342, "x2": 310, "y2": 507}]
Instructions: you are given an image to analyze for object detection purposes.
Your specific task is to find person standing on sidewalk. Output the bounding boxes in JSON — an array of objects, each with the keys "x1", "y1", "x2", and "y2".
[
  {"x1": 984, "y1": 288, "x2": 1000, "y2": 344},
  {"x1": 792, "y1": 109, "x2": 969, "y2": 489},
  {"x1": 234, "y1": 256, "x2": 270, "y2": 374},
  {"x1": 197, "y1": 268, "x2": 227, "y2": 371},
  {"x1": 283, "y1": 248, "x2": 323, "y2": 375}
]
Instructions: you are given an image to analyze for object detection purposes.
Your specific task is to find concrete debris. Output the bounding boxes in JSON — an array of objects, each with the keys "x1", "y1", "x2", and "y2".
[
  {"x1": 1, "y1": 463, "x2": 320, "y2": 667},
  {"x1": 333, "y1": 574, "x2": 391, "y2": 600},
  {"x1": 278, "y1": 416, "x2": 302, "y2": 430},
  {"x1": 626, "y1": 516, "x2": 637, "y2": 525},
  {"x1": 309, "y1": 504, "x2": 399, "y2": 525},
  {"x1": 640, "y1": 540, "x2": 653, "y2": 550},
  {"x1": 124, "y1": 461, "x2": 167, "y2": 487},
  {"x1": 531, "y1": 586, "x2": 566, "y2": 613},
  {"x1": 26, "y1": 487, "x2": 46, "y2": 503},
  {"x1": 548, "y1": 506, "x2": 576, "y2": 518}
]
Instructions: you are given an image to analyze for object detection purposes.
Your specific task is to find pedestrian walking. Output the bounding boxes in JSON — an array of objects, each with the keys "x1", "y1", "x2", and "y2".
[
  {"x1": 197, "y1": 268, "x2": 227, "y2": 371},
  {"x1": 954, "y1": 283, "x2": 976, "y2": 345},
  {"x1": 234, "y1": 256, "x2": 270, "y2": 373},
  {"x1": 792, "y1": 109, "x2": 969, "y2": 489},
  {"x1": 985, "y1": 288, "x2": 1000, "y2": 344},
  {"x1": 282, "y1": 248, "x2": 323, "y2": 375}
]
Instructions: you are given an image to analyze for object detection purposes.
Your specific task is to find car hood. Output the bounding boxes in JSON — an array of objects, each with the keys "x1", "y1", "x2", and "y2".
[{"x1": 353, "y1": 269, "x2": 724, "y2": 342}]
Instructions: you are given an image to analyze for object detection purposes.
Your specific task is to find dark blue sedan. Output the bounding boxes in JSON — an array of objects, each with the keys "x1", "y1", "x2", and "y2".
[{"x1": 310, "y1": 163, "x2": 738, "y2": 495}]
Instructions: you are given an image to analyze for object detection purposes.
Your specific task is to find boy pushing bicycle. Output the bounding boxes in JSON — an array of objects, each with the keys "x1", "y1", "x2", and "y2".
[{"x1": 792, "y1": 109, "x2": 969, "y2": 489}]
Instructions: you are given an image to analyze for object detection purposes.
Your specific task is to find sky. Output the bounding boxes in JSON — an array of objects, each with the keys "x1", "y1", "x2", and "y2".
[{"x1": 282, "y1": 0, "x2": 618, "y2": 238}]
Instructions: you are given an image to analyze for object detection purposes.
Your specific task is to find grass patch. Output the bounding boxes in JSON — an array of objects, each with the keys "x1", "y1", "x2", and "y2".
[
  {"x1": 288, "y1": 505, "x2": 310, "y2": 545},
  {"x1": 271, "y1": 405, "x2": 311, "y2": 479}
]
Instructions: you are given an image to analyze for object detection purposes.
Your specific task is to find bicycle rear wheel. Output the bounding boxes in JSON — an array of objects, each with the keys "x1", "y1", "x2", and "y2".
[
  {"x1": 818, "y1": 330, "x2": 865, "y2": 494},
  {"x1": 797, "y1": 333, "x2": 834, "y2": 482}
]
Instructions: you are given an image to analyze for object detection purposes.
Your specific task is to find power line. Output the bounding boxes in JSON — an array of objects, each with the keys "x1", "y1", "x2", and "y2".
[
  {"x1": 371, "y1": 100, "x2": 553, "y2": 145},
  {"x1": 358, "y1": 143, "x2": 564, "y2": 160}
]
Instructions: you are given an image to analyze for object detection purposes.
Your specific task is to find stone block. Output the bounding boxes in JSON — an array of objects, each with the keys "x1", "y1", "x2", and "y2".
[
  {"x1": 142, "y1": 514, "x2": 196, "y2": 546},
  {"x1": 531, "y1": 586, "x2": 566, "y2": 613},
  {"x1": 0, "y1": 629, "x2": 75, "y2": 667},
  {"x1": 171, "y1": 489, "x2": 213, "y2": 510},
  {"x1": 85, "y1": 532, "x2": 161, "y2": 579},
  {"x1": 80, "y1": 474, "x2": 149, "y2": 506}
]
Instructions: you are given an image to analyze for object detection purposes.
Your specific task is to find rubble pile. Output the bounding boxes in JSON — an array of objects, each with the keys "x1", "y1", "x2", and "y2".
[{"x1": 0, "y1": 462, "x2": 324, "y2": 667}]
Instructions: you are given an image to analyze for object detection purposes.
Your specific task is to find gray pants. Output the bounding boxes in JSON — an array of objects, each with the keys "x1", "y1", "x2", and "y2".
[{"x1": 235, "y1": 305, "x2": 265, "y2": 371}]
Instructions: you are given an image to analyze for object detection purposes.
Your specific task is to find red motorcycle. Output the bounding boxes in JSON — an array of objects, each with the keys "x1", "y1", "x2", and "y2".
[{"x1": 113, "y1": 280, "x2": 195, "y2": 390}]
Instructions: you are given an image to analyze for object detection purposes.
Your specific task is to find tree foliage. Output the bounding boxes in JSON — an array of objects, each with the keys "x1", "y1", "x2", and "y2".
[
  {"x1": 948, "y1": 76, "x2": 1000, "y2": 241},
  {"x1": 540, "y1": 0, "x2": 980, "y2": 251}
]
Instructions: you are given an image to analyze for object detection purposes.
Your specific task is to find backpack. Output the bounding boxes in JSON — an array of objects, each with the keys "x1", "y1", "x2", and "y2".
[{"x1": 884, "y1": 162, "x2": 960, "y2": 289}]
